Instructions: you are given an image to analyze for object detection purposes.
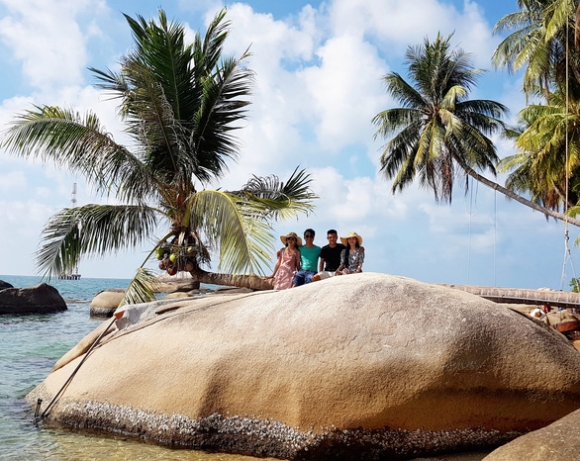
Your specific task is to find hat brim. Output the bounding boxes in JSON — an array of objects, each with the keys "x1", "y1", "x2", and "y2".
[
  {"x1": 340, "y1": 235, "x2": 362, "y2": 246},
  {"x1": 281, "y1": 235, "x2": 303, "y2": 246}
]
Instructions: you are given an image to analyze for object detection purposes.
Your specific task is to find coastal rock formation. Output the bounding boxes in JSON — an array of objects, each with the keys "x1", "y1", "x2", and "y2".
[
  {"x1": 483, "y1": 408, "x2": 580, "y2": 460},
  {"x1": 0, "y1": 280, "x2": 14, "y2": 290},
  {"x1": 28, "y1": 273, "x2": 580, "y2": 460},
  {"x1": 0, "y1": 283, "x2": 66, "y2": 315},
  {"x1": 89, "y1": 289, "x2": 125, "y2": 317}
]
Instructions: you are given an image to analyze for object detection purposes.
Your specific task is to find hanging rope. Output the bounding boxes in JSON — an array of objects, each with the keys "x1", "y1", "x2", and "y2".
[
  {"x1": 465, "y1": 177, "x2": 479, "y2": 284},
  {"x1": 494, "y1": 189, "x2": 497, "y2": 287}
]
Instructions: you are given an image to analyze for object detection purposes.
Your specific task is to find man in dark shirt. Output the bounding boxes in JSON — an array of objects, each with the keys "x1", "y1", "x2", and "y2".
[{"x1": 311, "y1": 229, "x2": 345, "y2": 282}]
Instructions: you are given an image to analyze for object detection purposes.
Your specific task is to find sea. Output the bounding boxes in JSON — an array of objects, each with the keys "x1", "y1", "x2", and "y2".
[
  {"x1": 0, "y1": 275, "x2": 489, "y2": 461},
  {"x1": 0, "y1": 274, "x2": 271, "y2": 461}
]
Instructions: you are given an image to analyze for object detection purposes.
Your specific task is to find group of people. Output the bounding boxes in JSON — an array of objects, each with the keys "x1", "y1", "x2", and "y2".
[{"x1": 269, "y1": 228, "x2": 365, "y2": 291}]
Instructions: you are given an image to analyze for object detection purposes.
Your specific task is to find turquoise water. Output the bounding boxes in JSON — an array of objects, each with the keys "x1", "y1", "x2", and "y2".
[{"x1": 0, "y1": 275, "x2": 268, "y2": 461}]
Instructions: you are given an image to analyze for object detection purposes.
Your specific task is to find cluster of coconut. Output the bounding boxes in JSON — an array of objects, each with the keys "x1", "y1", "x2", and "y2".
[{"x1": 156, "y1": 243, "x2": 196, "y2": 276}]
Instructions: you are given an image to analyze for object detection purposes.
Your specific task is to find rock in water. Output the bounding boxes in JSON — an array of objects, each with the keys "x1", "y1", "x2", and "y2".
[
  {"x1": 89, "y1": 289, "x2": 126, "y2": 318},
  {"x1": 0, "y1": 280, "x2": 14, "y2": 290},
  {"x1": 0, "y1": 283, "x2": 66, "y2": 315},
  {"x1": 28, "y1": 273, "x2": 580, "y2": 459}
]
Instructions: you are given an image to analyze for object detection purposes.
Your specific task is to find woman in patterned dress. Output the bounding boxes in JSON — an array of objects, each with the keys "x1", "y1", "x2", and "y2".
[
  {"x1": 271, "y1": 232, "x2": 302, "y2": 290},
  {"x1": 336, "y1": 231, "x2": 364, "y2": 275}
]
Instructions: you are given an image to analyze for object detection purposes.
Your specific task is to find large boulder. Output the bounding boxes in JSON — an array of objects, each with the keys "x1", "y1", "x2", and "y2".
[
  {"x1": 28, "y1": 273, "x2": 580, "y2": 460},
  {"x1": 483, "y1": 408, "x2": 580, "y2": 460},
  {"x1": 0, "y1": 283, "x2": 66, "y2": 315},
  {"x1": 0, "y1": 280, "x2": 14, "y2": 290},
  {"x1": 89, "y1": 289, "x2": 125, "y2": 318}
]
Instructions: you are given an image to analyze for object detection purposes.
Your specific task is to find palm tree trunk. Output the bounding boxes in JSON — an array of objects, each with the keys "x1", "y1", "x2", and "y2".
[
  {"x1": 190, "y1": 268, "x2": 274, "y2": 290},
  {"x1": 441, "y1": 283, "x2": 580, "y2": 309},
  {"x1": 455, "y1": 158, "x2": 580, "y2": 228}
]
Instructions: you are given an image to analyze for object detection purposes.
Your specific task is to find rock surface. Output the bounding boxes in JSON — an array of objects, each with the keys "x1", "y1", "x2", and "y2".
[
  {"x1": 0, "y1": 280, "x2": 14, "y2": 290},
  {"x1": 0, "y1": 283, "x2": 66, "y2": 315},
  {"x1": 483, "y1": 407, "x2": 580, "y2": 460},
  {"x1": 28, "y1": 273, "x2": 580, "y2": 460},
  {"x1": 89, "y1": 289, "x2": 125, "y2": 317}
]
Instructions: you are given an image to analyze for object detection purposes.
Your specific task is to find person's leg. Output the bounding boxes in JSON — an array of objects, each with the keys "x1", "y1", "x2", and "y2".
[
  {"x1": 292, "y1": 271, "x2": 305, "y2": 287},
  {"x1": 304, "y1": 271, "x2": 316, "y2": 284}
]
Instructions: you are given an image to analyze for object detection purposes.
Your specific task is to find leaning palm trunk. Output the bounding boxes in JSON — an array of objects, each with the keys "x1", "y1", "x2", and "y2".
[
  {"x1": 190, "y1": 269, "x2": 274, "y2": 291},
  {"x1": 456, "y1": 157, "x2": 580, "y2": 228},
  {"x1": 442, "y1": 283, "x2": 580, "y2": 309}
]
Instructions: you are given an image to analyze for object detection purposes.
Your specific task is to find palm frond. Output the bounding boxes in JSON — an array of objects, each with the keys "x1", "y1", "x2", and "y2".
[
  {"x1": 188, "y1": 190, "x2": 273, "y2": 274},
  {"x1": 36, "y1": 204, "x2": 160, "y2": 277},
  {"x1": 236, "y1": 167, "x2": 317, "y2": 220},
  {"x1": 119, "y1": 267, "x2": 157, "y2": 307},
  {"x1": 1, "y1": 106, "x2": 157, "y2": 203}
]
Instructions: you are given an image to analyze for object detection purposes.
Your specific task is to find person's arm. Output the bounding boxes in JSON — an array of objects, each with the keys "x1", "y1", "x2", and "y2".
[
  {"x1": 270, "y1": 250, "x2": 282, "y2": 278},
  {"x1": 318, "y1": 257, "x2": 325, "y2": 273},
  {"x1": 336, "y1": 249, "x2": 346, "y2": 273},
  {"x1": 356, "y1": 248, "x2": 365, "y2": 273}
]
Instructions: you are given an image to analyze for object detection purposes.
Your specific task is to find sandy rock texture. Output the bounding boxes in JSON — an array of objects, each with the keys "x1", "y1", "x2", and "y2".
[
  {"x1": 0, "y1": 283, "x2": 66, "y2": 315},
  {"x1": 483, "y1": 407, "x2": 580, "y2": 460},
  {"x1": 29, "y1": 273, "x2": 580, "y2": 460}
]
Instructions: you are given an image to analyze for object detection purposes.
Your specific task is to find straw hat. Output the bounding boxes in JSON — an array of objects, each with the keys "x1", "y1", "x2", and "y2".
[
  {"x1": 280, "y1": 232, "x2": 302, "y2": 246},
  {"x1": 340, "y1": 231, "x2": 363, "y2": 246}
]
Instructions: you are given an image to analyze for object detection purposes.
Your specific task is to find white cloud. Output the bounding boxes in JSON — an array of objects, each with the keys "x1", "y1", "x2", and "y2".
[
  {"x1": 0, "y1": 0, "x2": 107, "y2": 89},
  {"x1": 0, "y1": 171, "x2": 26, "y2": 190}
]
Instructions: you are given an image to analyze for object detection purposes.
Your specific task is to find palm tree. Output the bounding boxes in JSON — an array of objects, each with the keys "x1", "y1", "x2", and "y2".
[
  {"x1": 1, "y1": 9, "x2": 316, "y2": 303},
  {"x1": 498, "y1": 88, "x2": 580, "y2": 219},
  {"x1": 493, "y1": 0, "x2": 580, "y2": 102},
  {"x1": 372, "y1": 33, "x2": 580, "y2": 227}
]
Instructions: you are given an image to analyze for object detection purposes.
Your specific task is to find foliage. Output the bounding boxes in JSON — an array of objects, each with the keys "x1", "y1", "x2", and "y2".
[
  {"x1": 1, "y1": 9, "x2": 316, "y2": 303},
  {"x1": 373, "y1": 33, "x2": 508, "y2": 203}
]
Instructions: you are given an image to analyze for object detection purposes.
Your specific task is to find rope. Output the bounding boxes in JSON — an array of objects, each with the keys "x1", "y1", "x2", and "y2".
[
  {"x1": 465, "y1": 178, "x2": 479, "y2": 285},
  {"x1": 37, "y1": 316, "x2": 117, "y2": 421},
  {"x1": 494, "y1": 189, "x2": 497, "y2": 287}
]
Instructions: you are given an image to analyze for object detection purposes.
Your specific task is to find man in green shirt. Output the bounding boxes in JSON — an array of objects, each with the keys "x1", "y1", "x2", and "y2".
[{"x1": 292, "y1": 228, "x2": 321, "y2": 286}]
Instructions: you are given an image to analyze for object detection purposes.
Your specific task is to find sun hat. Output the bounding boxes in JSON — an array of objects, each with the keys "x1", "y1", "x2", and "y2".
[
  {"x1": 340, "y1": 231, "x2": 363, "y2": 246},
  {"x1": 280, "y1": 232, "x2": 303, "y2": 246}
]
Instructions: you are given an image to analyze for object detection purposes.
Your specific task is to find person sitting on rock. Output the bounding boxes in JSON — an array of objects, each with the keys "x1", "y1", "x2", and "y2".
[
  {"x1": 336, "y1": 231, "x2": 365, "y2": 275},
  {"x1": 311, "y1": 229, "x2": 345, "y2": 282},
  {"x1": 270, "y1": 232, "x2": 302, "y2": 290},
  {"x1": 292, "y1": 228, "x2": 321, "y2": 287}
]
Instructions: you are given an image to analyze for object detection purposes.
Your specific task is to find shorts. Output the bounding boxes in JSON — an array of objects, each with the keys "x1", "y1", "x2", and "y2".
[{"x1": 316, "y1": 271, "x2": 336, "y2": 280}]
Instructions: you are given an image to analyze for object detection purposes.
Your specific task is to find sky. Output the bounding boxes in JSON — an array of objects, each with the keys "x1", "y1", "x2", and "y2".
[{"x1": 0, "y1": 0, "x2": 578, "y2": 290}]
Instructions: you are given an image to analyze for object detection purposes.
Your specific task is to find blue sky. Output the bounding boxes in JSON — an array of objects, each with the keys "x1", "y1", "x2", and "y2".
[{"x1": 0, "y1": 0, "x2": 578, "y2": 290}]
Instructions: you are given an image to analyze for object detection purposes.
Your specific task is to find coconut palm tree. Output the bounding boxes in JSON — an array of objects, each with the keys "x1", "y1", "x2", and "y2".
[
  {"x1": 493, "y1": 0, "x2": 580, "y2": 102},
  {"x1": 1, "y1": 9, "x2": 316, "y2": 304},
  {"x1": 372, "y1": 33, "x2": 580, "y2": 227},
  {"x1": 498, "y1": 88, "x2": 580, "y2": 220}
]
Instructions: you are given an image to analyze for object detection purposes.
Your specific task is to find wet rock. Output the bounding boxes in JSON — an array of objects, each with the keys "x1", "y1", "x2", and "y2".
[
  {"x1": 0, "y1": 280, "x2": 14, "y2": 290},
  {"x1": 0, "y1": 283, "x2": 66, "y2": 315}
]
